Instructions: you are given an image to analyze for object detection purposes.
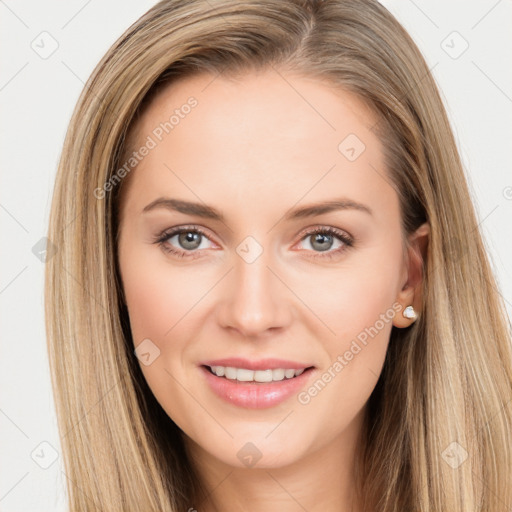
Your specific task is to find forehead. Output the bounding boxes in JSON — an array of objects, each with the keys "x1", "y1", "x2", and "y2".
[
  {"x1": 119, "y1": 69, "x2": 395, "y2": 223},
  {"x1": 136, "y1": 69, "x2": 379, "y2": 147}
]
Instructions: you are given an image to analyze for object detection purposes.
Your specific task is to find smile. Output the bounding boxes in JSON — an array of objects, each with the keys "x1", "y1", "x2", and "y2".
[{"x1": 200, "y1": 365, "x2": 316, "y2": 409}]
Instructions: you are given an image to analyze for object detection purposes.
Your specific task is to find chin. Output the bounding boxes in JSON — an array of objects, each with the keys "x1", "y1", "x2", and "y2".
[{"x1": 188, "y1": 425, "x2": 316, "y2": 470}]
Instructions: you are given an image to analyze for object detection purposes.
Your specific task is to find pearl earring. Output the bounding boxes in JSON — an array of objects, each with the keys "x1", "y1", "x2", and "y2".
[{"x1": 403, "y1": 305, "x2": 417, "y2": 320}]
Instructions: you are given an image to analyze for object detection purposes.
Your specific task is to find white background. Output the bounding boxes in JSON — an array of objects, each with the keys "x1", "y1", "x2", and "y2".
[{"x1": 1, "y1": 1, "x2": 511, "y2": 510}]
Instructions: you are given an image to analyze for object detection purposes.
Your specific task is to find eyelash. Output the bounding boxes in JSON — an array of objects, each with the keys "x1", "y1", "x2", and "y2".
[{"x1": 154, "y1": 225, "x2": 354, "y2": 261}]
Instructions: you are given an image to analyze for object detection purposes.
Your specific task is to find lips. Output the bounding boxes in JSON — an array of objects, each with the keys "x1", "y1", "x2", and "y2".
[{"x1": 198, "y1": 358, "x2": 316, "y2": 409}]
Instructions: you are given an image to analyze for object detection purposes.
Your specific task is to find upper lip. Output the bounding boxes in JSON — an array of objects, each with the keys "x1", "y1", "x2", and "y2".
[{"x1": 200, "y1": 357, "x2": 314, "y2": 371}]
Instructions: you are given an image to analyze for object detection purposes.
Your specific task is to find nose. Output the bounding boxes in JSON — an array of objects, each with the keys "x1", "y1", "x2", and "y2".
[{"x1": 216, "y1": 246, "x2": 293, "y2": 338}]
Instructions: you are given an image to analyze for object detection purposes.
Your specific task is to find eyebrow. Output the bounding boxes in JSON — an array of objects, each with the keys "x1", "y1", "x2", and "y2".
[{"x1": 142, "y1": 197, "x2": 373, "y2": 221}]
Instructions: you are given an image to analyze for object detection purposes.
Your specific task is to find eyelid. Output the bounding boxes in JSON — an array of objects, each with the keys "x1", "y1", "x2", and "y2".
[{"x1": 294, "y1": 224, "x2": 353, "y2": 244}]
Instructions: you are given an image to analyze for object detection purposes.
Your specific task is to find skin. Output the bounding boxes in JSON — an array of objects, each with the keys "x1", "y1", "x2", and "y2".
[{"x1": 117, "y1": 68, "x2": 429, "y2": 512}]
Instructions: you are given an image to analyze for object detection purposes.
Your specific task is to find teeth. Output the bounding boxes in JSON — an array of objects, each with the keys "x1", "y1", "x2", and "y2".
[
  {"x1": 272, "y1": 368, "x2": 285, "y2": 381},
  {"x1": 224, "y1": 367, "x2": 237, "y2": 379},
  {"x1": 210, "y1": 366, "x2": 307, "y2": 382}
]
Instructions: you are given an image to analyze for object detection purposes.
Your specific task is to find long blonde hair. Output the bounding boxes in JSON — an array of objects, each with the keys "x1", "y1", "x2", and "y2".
[{"x1": 45, "y1": 0, "x2": 512, "y2": 510}]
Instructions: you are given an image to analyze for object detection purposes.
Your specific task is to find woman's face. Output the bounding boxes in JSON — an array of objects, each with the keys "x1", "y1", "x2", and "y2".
[{"x1": 117, "y1": 70, "x2": 421, "y2": 470}]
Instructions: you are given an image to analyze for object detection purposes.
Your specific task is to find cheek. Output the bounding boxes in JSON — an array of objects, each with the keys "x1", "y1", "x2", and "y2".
[
  {"x1": 120, "y1": 246, "x2": 209, "y2": 342},
  {"x1": 295, "y1": 242, "x2": 401, "y2": 345},
  {"x1": 292, "y1": 243, "x2": 402, "y2": 412},
  {"x1": 119, "y1": 248, "x2": 208, "y2": 427},
  {"x1": 328, "y1": 271, "x2": 397, "y2": 345}
]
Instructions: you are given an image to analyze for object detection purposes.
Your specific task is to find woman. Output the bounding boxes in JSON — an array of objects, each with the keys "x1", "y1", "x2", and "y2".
[{"x1": 45, "y1": 0, "x2": 512, "y2": 510}]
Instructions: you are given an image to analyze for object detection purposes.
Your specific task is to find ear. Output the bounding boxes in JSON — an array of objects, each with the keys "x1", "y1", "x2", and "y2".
[{"x1": 393, "y1": 222, "x2": 430, "y2": 328}]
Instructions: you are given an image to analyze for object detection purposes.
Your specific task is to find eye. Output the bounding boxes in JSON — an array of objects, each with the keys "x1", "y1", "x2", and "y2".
[
  {"x1": 153, "y1": 225, "x2": 354, "y2": 261},
  {"x1": 295, "y1": 226, "x2": 354, "y2": 260},
  {"x1": 154, "y1": 225, "x2": 216, "y2": 259}
]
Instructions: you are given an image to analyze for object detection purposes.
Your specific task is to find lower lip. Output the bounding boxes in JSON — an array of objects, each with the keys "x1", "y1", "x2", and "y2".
[{"x1": 199, "y1": 365, "x2": 315, "y2": 409}]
